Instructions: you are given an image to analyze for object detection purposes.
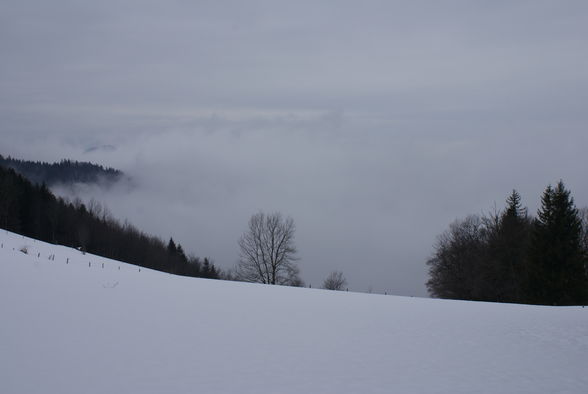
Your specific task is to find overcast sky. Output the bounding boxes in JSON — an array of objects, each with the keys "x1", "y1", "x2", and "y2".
[{"x1": 2, "y1": 1, "x2": 588, "y2": 295}]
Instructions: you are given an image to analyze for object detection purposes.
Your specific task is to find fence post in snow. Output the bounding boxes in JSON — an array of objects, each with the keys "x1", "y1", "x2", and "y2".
[
  {"x1": 37, "y1": 252, "x2": 40, "y2": 258},
  {"x1": 66, "y1": 258, "x2": 69, "y2": 264},
  {"x1": 102, "y1": 263, "x2": 104, "y2": 269},
  {"x1": 89, "y1": 262, "x2": 91, "y2": 267}
]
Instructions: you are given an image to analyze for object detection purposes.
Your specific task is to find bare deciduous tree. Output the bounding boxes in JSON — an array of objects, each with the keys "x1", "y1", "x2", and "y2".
[
  {"x1": 322, "y1": 271, "x2": 347, "y2": 290},
  {"x1": 237, "y1": 212, "x2": 300, "y2": 285}
]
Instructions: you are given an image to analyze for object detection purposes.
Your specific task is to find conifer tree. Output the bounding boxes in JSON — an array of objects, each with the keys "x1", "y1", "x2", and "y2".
[
  {"x1": 167, "y1": 238, "x2": 177, "y2": 254},
  {"x1": 526, "y1": 181, "x2": 587, "y2": 305},
  {"x1": 485, "y1": 190, "x2": 531, "y2": 303}
]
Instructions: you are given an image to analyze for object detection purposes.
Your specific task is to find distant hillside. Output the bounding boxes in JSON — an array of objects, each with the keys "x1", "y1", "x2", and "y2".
[
  {"x1": 0, "y1": 154, "x2": 124, "y2": 186},
  {"x1": 0, "y1": 165, "x2": 219, "y2": 279}
]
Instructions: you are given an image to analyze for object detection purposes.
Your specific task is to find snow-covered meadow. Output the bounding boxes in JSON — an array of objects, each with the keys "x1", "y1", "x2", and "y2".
[{"x1": 1, "y1": 229, "x2": 587, "y2": 393}]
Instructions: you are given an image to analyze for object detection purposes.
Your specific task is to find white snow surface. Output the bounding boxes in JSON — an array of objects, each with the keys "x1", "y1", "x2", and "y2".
[{"x1": 1, "y1": 230, "x2": 587, "y2": 394}]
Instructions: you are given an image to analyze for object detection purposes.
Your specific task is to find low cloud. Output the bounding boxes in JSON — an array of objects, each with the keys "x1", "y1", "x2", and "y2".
[
  {"x1": 8, "y1": 108, "x2": 585, "y2": 296},
  {"x1": 2, "y1": 1, "x2": 588, "y2": 295}
]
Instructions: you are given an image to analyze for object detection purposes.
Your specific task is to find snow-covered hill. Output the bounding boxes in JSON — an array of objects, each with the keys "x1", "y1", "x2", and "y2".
[{"x1": 1, "y1": 229, "x2": 587, "y2": 394}]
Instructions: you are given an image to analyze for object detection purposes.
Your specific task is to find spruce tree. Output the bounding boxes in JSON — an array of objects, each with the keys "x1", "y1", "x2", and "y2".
[
  {"x1": 167, "y1": 238, "x2": 177, "y2": 254},
  {"x1": 527, "y1": 181, "x2": 587, "y2": 305},
  {"x1": 486, "y1": 190, "x2": 531, "y2": 303},
  {"x1": 504, "y1": 189, "x2": 527, "y2": 219}
]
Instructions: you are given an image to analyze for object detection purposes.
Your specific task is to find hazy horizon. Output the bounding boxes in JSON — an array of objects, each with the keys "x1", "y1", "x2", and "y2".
[{"x1": 2, "y1": 1, "x2": 588, "y2": 295}]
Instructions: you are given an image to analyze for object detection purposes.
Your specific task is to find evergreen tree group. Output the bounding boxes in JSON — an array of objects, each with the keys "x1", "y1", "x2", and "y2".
[
  {"x1": 427, "y1": 182, "x2": 588, "y2": 305},
  {"x1": 0, "y1": 165, "x2": 219, "y2": 279},
  {"x1": 0, "y1": 154, "x2": 123, "y2": 186}
]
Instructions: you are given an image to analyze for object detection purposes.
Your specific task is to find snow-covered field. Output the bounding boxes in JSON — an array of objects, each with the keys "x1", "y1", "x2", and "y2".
[{"x1": 1, "y1": 229, "x2": 587, "y2": 394}]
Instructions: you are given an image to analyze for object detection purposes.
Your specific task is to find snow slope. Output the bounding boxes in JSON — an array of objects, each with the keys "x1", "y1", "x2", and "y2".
[{"x1": 1, "y1": 229, "x2": 587, "y2": 394}]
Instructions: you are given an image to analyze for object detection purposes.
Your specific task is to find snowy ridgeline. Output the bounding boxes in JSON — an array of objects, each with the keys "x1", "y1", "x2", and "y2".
[{"x1": 1, "y1": 229, "x2": 587, "y2": 394}]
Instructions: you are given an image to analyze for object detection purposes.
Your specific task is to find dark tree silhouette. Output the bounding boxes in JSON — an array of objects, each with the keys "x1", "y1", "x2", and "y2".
[
  {"x1": 483, "y1": 190, "x2": 532, "y2": 303},
  {"x1": 236, "y1": 212, "x2": 301, "y2": 285},
  {"x1": 526, "y1": 181, "x2": 587, "y2": 305},
  {"x1": 426, "y1": 215, "x2": 487, "y2": 300},
  {"x1": 323, "y1": 271, "x2": 347, "y2": 290},
  {"x1": 0, "y1": 154, "x2": 123, "y2": 187}
]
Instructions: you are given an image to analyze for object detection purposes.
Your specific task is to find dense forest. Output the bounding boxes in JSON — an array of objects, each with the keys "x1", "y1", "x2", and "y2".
[
  {"x1": 0, "y1": 165, "x2": 219, "y2": 279},
  {"x1": 427, "y1": 183, "x2": 588, "y2": 306},
  {"x1": 0, "y1": 154, "x2": 124, "y2": 186}
]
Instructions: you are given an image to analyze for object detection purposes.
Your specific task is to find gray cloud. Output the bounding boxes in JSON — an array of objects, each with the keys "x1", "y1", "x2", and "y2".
[{"x1": 1, "y1": 1, "x2": 588, "y2": 295}]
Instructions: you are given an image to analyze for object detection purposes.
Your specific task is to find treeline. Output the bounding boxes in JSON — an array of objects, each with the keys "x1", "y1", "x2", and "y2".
[
  {"x1": 0, "y1": 165, "x2": 219, "y2": 279},
  {"x1": 427, "y1": 182, "x2": 588, "y2": 305},
  {"x1": 0, "y1": 154, "x2": 123, "y2": 186}
]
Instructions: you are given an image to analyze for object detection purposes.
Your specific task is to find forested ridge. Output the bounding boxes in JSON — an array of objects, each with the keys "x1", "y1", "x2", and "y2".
[
  {"x1": 0, "y1": 165, "x2": 219, "y2": 279},
  {"x1": 0, "y1": 154, "x2": 123, "y2": 186}
]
